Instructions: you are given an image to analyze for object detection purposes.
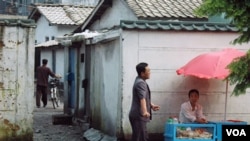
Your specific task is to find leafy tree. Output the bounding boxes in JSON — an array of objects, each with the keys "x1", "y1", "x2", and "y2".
[
  {"x1": 195, "y1": 0, "x2": 250, "y2": 96},
  {"x1": 226, "y1": 51, "x2": 250, "y2": 96}
]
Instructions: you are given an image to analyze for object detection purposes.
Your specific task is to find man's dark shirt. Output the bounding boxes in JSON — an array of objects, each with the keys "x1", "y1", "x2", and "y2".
[
  {"x1": 36, "y1": 65, "x2": 55, "y2": 87},
  {"x1": 129, "y1": 76, "x2": 151, "y2": 122}
]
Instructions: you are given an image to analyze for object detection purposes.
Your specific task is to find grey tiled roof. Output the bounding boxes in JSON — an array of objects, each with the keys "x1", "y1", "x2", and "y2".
[
  {"x1": 126, "y1": 0, "x2": 204, "y2": 20},
  {"x1": 120, "y1": 20, "x2": 238, "y2": 32},
  {"x1": 36, "y1": 4, "x2": 95, "y2": 25},
  {"x1": 0, "y1": 19, "x2": 36, "y2": 28}
]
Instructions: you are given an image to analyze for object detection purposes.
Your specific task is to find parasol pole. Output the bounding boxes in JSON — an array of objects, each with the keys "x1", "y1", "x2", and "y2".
[{"x1": 224, "y1": 79, "x2": 229, "y2": 121}]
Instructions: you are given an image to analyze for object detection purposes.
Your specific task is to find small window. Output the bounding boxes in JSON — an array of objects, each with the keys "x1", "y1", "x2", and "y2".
[
  {"x1": 45, "y1": 36, "x2": 49, "y2": 41},
  {"x1": 81, "y1": 53, "x2": 84, "y2": 63}
]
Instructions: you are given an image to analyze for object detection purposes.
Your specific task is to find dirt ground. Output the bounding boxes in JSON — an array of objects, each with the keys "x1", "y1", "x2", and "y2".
[
  {"x1": 32, "y1": 99, "x2": 85, "y2": 141},
  {"x1": 32, "y1": 95, "x2": 163, "y2": 141}
]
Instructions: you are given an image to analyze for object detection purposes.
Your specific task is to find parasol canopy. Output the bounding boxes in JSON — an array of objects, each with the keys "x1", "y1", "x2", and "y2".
[
  {"x1": 176, "y1": 48, "x2": 246, "y2": 120},
  {"x1": 176, "y1": 48, "x2": 245, "y2": 80}
]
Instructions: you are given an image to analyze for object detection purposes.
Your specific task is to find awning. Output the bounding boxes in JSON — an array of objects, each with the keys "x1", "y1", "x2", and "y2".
[{"x1": 35, "y1": 40, "x2": 59, "y2": 48}]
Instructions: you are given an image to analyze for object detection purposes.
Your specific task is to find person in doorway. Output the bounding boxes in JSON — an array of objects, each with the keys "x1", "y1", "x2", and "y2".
[
  {"x1": 179, "y1": 89, "x2": 207, "y2": 123},
  {"x1": 129, "y1": 62, "x2": 160, "y2": 141},
  {"x1": 36, "y1": 59, "x2": 60, "y2": 108}
]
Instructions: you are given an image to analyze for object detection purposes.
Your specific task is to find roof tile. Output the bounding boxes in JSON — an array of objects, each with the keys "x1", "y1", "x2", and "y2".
[
  {"x1": 120, "y1": 20, "x2": 239, "y2": 32},
  {"x1": 127, "y1": 0, "x2": 204, "y2": 20},
  {"x1": 0, "y1": 19, "x2": 36, "y2": 27},
  {"x1": 36, "y1": 4, "x2": 95, "y2": 25}
]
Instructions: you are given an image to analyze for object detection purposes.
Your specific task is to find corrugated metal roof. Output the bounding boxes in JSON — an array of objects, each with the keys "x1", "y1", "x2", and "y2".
[
  {"x1": 35, "y1": 4, "x2": 95, "y2": 25},
  {"x1": 120, "y1": 20, "x2": 238, "y2": 32},
  {"x1": 126, "y1": 0, "x2": 205, "y2": 20}
]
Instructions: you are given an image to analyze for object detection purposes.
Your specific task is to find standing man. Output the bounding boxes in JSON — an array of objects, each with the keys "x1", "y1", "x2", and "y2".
[
  {"x1": 36, "y1": 59, "x2": 60, "y2": 108},
  {"x1": 129, "y1": 62, "x2": 160, "y2": 141}
]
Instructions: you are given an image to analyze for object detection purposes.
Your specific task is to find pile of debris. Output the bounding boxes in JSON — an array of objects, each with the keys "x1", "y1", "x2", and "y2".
[{"x1": 83, "y1": 128, "x2": 117, "y2": 141}]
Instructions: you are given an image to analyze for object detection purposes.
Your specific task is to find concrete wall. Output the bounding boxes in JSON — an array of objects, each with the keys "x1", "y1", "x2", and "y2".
[
  {"x1": 121, "y1": 30, "x2": 250, "y2": 139},
  {"x1": 87, "y1": 39, "x2": 122, "y2": 136},
  {"x1": 55, "y1": 48, "x2": 65, "y2": 79},
  {"x1": 76, "y1": 45, "x2": 86, "y2": 118},
  {"x1": 35, "y1": 16, "x2": 78, "y2": 44},
  {"x1": 83, "y1": 0, "x2": 250, "y2": 139},
  {"x1": 0, "y1": 20, "x2": 35, "y2": 140},
  {"x1": 90, "y1": 0, "x2": 137, "y2": 30}
]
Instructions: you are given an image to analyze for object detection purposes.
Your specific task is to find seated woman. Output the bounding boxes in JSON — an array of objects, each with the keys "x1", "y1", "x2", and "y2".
[{"x1": 179, "y1": 89, "x2": 207, "y2": 124}]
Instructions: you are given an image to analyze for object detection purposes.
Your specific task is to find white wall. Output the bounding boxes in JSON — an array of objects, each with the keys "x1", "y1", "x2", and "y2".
[
  {"x1": 0, "y1": 22, "x2": 35, "y2": 140},
  {"x1": 35, "y1": 16, "x2": 57, "y2": 44},
  {"x1": 88, "y1": 39, "x2": 122, "y2": 136},
  {"x1": 35, "y1": 16, "x2": 78, "y2": 44},
  {"x1": 90, "y1": 0, "x2": 137, "y2": 30},
  {"x1": 122, "y1": 30, "x2": 250, "y2": 138},
  {"x1": 35, "y1": 14, "x2": 78, "y2": 83},
  {"x1": 55, "y1": 48, "x2": 65, "y2": 81},
  {"x1": 40, "y1": 49, "x2": 53, "y2": 67},
  {"x1": 77, "y1": 45, "x2": 86, "y2": 117},
  {"x1": 84, "y1": 0, "x2": 250, "y2": 139},
  {"x1": 39, "y1": 48, "x2": 65, "y2": 82}
]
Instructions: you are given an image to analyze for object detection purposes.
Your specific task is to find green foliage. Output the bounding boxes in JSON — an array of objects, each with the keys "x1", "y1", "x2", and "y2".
[
  {"x1": 227, "y1": 50, "x2": 250, "y2": 96},
  {"x1": 194, "y1": 0, "x2": 250, "y2": 95},
  {"x1": 195, "y1": 0, "x2": 250, "y2": 44}
]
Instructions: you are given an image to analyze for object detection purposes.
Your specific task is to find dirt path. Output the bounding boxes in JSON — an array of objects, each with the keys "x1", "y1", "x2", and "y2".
[{"x1": 32, "y1": 99, "x2": 85, "y2": 141}]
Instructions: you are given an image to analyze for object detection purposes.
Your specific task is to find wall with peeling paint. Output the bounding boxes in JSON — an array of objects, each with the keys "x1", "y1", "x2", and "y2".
[{"x1": 0, "y1": 19, "x2": 36, "y2": 140}]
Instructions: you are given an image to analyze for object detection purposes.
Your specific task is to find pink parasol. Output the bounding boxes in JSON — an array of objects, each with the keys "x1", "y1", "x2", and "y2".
[
  {"x1": 176, "y1": 48, "x2": 245, "y2": 80},
  {"x1": 176, "y1": 48, "x2": 246, "y2": 120}
]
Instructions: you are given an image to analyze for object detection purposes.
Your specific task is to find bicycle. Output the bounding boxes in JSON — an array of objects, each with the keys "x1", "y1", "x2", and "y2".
[{"x1": 49, "y1": 77, "x2": 61, "y2": 109}]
